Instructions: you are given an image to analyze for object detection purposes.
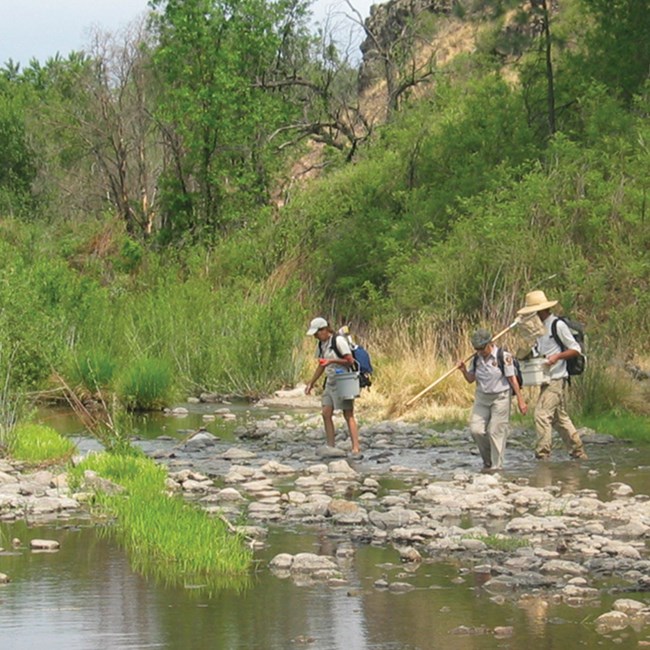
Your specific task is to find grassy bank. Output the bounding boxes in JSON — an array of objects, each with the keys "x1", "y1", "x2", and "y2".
[
  {"x1": 69, "y1": 451, "x2": 253, "y2": 585},
  {"x1": 7, "y1": 423, "x2": 76, "y2": 465},
  {"x1": 0, "y1": 216, "x2": 648, "y2": 434}
]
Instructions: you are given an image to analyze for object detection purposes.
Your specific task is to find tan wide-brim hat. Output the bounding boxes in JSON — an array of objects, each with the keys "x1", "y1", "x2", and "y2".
[{"x1": 517, "y1": 290, "x2": 558, "y2": 315}]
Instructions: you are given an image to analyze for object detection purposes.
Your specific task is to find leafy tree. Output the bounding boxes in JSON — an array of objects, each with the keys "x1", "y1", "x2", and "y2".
[
  {"x1": 0, "y1": 79, "x2": 36, "y2": 216},
  {"x1": 580, "y1": 0, "x2": 650, "y2": 104},
  {"x1": 150, "y1": 0, "x2": 311, "y2": 239}
]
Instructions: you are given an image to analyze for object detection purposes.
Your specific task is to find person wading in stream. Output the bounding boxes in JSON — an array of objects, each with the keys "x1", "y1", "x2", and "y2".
[
  {"x1": 517, "y1": 290, "x2": 588, "y2": 460},
  {"x1": 457, "y1": 328, "x2": 527, "y2": 471},
  {"x1": 304, "y1": 317, "x2": 361, "y2": 457}
]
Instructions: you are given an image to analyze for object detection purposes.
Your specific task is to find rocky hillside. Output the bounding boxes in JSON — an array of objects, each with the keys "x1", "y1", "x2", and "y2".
[{"x1": 358, "y1": 0, "x2": 554, "y2": 100}]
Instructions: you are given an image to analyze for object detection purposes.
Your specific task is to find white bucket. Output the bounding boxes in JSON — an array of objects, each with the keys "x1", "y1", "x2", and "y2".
[
  {"x1": 521, "y1": 358, "x2": 551, "y2": 386},
  {"x1": 334, "y1": 372, "x2": 361, "y2": 400}
]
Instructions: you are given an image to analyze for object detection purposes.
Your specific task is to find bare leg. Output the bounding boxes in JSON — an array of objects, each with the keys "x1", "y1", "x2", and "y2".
[
  {"x1": 322, "y1": 405, "x2": 336, "y2": 447},
  {"x1": 343, "y1": 408, "x2": 360, "y2": 453}
]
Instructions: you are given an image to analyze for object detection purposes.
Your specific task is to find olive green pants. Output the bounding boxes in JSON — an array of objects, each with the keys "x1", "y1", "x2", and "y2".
[{"x1": 534, "y1": 378, "x2": 585, "y2": 458}]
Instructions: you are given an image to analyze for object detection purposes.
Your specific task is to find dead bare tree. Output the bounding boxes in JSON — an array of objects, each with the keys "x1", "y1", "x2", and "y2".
[
  {"x1": 534, "y1": 0, "x2": 557, "y2": 136},
  {"x1": 344, "y1": 0, "x2": 439, "y2": 118},
  {"x1": 253, "y1": 13, "x2": 373, "y2": 163},
  {"x1": 41, "y1": 16, "x2": 163, "y2": 237}
]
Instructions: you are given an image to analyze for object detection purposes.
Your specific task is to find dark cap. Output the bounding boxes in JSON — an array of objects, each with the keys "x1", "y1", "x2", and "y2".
[{"x1": 471, "y1": 328, "x2": 492, "y2": 349}]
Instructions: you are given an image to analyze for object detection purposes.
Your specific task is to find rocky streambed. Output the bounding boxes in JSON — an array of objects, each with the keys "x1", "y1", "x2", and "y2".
[{"x1": 1, "y1": 403, "x2": 649, "y2": 639}]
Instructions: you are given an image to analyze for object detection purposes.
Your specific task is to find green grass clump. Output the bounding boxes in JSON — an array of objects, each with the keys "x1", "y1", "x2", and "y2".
[
  {"x1": 424, "y1": 434, "x2": 452, "y2": 447},
  {"x1": 71, "y1": 452, "x2": 252, "y2": 582},
  {"x1": 75, "y1": 351, "x2": 117, "y2": 391},
  {"x1": 9, "y1": 423, "x2": 76, "y2": 464},
  {"x1": 118, "y1": 358, "x2": 174, "y2": 411},
  {"x1": 577, "y1": 412, "x2": 650, "y2": 443}
]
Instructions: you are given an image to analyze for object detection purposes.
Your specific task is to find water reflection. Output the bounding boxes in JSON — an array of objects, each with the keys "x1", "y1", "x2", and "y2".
[
  {"x1": 528, "y1": 460, "x2": 583, "y2": 493},
  {"x1": 517, "y1": 595, "x2": 550, "y2": 637},
  {"x1": 10, "y1": 405, "x2": 650, "y2": 649},
  {"x1": 2, "y1": 521, "x2": 648, "y2": 649},
  {"x1": 35, "y1": 403, "x2": 249, "y2": 442}
]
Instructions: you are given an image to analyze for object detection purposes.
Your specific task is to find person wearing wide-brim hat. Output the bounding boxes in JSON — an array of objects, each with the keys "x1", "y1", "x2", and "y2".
[
  {"x1": 457, "y1": 328, "x2": 527, "y2": 472},
  {"x1": 516, "y1": 290, "x2": 587, "y2": 460}
]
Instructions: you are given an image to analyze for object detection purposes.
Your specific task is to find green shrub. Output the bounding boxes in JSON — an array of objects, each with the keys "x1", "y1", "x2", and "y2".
[{"x1": 74, "y1": 350, "x2": 117, "y2": 390}]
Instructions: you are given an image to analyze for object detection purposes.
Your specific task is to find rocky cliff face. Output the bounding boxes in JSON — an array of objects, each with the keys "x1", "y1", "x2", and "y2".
[
  {"x1": 358, "y1": 0, "x2": 455, "y2": 91},
  {"x1": 358, "y1": 0, "x2": 556, "y2": 92}
]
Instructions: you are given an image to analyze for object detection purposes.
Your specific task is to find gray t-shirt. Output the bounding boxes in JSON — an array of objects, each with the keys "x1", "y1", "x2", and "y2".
[
  {"x1": 317, "y1": 334, "x2": 352, "y2": 378},
  {"x1": 535, "y1": 315, "x2": 581, "y2": 380}
]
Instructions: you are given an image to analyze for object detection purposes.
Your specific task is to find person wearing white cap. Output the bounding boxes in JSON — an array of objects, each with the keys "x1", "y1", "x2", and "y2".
[
  {"x1": 457, "y1": 328, "x2": 527, "y2": 471},
  {"x1": 304, "y1": 317, "x2": 361, "y2": 456},
  {"x1": 517, "y1": 290, "x2": 587, "y2": 460}
]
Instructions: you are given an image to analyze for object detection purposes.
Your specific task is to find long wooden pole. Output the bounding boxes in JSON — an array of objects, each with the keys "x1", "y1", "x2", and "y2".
[{"x1": 404, "y1": 318, "x2": 522, "y2": 408}]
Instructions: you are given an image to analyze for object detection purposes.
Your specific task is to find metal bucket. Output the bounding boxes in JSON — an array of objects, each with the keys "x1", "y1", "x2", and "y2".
[
  {"x1": 335, "y1": 372, "x2": 361, "y2": 400},
  {"x1": 521, "y1": 358, "x2": 550, "y2": 386}
]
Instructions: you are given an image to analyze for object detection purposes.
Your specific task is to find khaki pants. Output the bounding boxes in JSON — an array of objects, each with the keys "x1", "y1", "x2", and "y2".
[
  {"x1": 469, "y1": 389, "x2": 511, "y2": 470},
  {"x1": 534, "y1": 379, "x2": 584, "y2": 457}
]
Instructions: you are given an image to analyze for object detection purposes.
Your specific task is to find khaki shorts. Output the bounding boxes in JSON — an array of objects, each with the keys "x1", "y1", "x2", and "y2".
[{"x1": 321, "y1": 378, "x2": 354, "y2": 412}]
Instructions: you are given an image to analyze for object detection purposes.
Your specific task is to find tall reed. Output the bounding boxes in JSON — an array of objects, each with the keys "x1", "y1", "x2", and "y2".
[{"x1": 0, "y1": 346, "x2": 23, "y2": 451}]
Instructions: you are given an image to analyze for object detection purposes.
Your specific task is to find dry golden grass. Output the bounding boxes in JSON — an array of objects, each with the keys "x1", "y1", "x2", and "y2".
[
  {"x1": 298, "y1": 324, "x2": 650, "y2": 423},
  {"x1": 366, "y1": 319, "x2": 475, "y2": 420},
  {"x1": 300, "y1": 319, "x2": 484, "y2": 423},
  {"x1": 299, "y1": 318, "x2": 650, "y2": 423}
]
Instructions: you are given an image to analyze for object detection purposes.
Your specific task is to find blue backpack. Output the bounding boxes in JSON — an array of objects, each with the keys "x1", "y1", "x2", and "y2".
[{"x1": 330, "y1": 334, "x2": 374, "y2": 389}]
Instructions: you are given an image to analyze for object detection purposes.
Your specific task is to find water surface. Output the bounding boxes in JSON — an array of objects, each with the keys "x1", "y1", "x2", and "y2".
[{"x1": 2, "y1": 404, "x2": 648, "y2": 649}]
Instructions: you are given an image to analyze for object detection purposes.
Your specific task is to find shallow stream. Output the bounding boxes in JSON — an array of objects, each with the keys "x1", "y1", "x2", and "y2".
[{"x1": 1, "y1": 403, "x2": 649, "y2": 649}]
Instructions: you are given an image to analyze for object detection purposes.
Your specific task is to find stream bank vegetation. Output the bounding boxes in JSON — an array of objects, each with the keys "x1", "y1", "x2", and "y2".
[
  {"x1": 0, "y1": 0, "x2": 648, "y2": 437},
  {"x1": 69, "y1": 450, "x2": 253, "y2": 588},
  {"x1": 8, "y1": 423, "x2": 76, "y2": 465}
]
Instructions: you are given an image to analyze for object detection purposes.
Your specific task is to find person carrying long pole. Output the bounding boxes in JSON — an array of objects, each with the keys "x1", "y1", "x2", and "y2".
[
  {"x1": 404, "y1": 317, "x2": 524, "y2": 408},
  {"x1": 456, "y1": 328, "x2": 528, "y2": 472}
]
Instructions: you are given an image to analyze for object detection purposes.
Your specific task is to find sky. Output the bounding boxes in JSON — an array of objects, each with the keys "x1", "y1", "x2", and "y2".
[{"x1": 0, "y1": 0, "x2": 376, "y2": 68}]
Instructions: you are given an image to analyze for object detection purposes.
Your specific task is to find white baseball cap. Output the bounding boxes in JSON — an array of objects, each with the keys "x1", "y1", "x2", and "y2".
[{"x1": 306, "y1": 317, "x2": 328, "y2": 335}]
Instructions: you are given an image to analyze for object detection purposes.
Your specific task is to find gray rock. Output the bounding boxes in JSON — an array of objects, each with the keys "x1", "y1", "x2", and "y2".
[
  {"x1": 369, "y1": 508, "x2": 420, "y2": 530},
  {"x1": 612, "y1": 598, "x2": 647, "y2": 615},
  {"x1": 316, "y1": 446, "x2": 348, "y2": 459},
  {"x1": 30, "y1": 539, "x2": 60, "y2": 550},
  {"x1": 541, "y1": 559, "x2": 587, "y2": 576},
  {"x1": 594, "y1": 611, "x2": 629, "y2": 633},
  {"x1": 221, "y1": 447, "x2": 257, "y2": 460},
  {"x1": 290, "y1": 552, "x2": 340, "y2": 575}
]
